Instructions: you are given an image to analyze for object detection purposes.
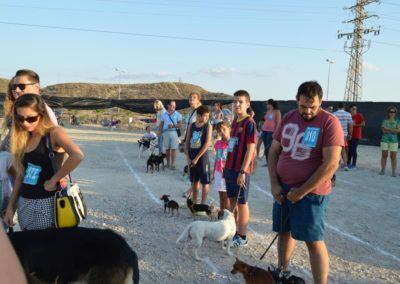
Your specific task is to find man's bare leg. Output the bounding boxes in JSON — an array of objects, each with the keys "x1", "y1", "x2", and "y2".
[
  {"x1": 277, "y1": 232, "x2": 296, "y2": 270},
  {"x1": 306, "y1": 240, "x2": 329, "y2": 284}
]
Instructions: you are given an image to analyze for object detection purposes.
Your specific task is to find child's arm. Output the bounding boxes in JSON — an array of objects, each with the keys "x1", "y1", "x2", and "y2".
[
  {"x1": 192, "y1": 124, "x2": 213, "y2": 165},
  {"x1": 3, "y1": 175, "x2": 22, "y2": 227}
]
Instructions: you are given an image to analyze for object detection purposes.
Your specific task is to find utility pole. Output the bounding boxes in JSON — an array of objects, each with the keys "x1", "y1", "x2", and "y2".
[
  {"x1": 338, "y1": 0, "x2": 380, "y2": 102},
  {"x1": 326, "y1": 59, "x2": 334, "y2": 101}
]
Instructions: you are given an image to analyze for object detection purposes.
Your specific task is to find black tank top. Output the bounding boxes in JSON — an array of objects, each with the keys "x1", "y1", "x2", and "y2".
[
  {"x1": 188, "y1": 122, "x2": 209, "y2": 161},
  {"x1": 20, "y1": 136, "x2": 58, "y2": 199}
]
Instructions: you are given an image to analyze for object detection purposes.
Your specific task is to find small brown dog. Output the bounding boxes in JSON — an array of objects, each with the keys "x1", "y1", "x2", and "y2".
[
  {"x1": 231, "y1": 258, "x2": 276, "y2": 284},
  {"x1": 160, "y1": 194, "x2": 179, "y2": 216}
]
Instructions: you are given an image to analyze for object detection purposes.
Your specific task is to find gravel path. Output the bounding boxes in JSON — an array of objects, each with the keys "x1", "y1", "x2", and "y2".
[{"x1": 66, "y1": 126, "x2": 400, "y2": 284}]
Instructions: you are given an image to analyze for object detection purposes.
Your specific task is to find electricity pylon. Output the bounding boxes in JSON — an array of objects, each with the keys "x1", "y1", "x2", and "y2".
[{"x1": 338, "y1": 0, "x2": 380, "y2": 102}]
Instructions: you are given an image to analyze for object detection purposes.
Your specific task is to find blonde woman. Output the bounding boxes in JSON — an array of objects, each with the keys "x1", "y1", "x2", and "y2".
[
  {"x1": 3, "y1": 94, "x2": 84, "y2": 230},
  {"x1": 154, "y1": 99, "x2": 166, "y2": 153}
]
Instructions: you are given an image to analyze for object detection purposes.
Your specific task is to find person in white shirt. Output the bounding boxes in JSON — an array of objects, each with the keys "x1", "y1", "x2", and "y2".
[
  {"x1": 333, "y1": 102, "x2": 353, "y2": 171},
  {"x1": 154, "y1": 100, "x2": 167, "y2": 153}
]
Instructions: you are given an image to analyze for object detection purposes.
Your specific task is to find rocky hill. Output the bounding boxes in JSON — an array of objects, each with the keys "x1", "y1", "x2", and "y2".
[{"x1": 0, "y1": 78, "x2": 231, "y2": 100}]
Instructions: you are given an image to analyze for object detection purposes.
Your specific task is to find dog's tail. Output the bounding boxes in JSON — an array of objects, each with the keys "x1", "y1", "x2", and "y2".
[{"x1": 176, "y1": 223, "x2": 192, "y2": 245}]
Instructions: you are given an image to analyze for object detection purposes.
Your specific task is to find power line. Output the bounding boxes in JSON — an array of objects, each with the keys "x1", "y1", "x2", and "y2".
[
  {"x1": 0, "y1": 4, "x2": 341, "y2": 23},
  {"x1": 371, "y1": 40, "x2": 400, "y2": 47},
  {"x1": 0, "y1": 20, "x2": 342, "y2": 52}
]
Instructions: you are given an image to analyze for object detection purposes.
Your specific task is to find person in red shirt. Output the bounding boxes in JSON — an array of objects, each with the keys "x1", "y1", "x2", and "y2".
[
  {"x1": 347, "y1": 104, "x2": 365, "y2": 169},
  {"x1": 268, "y1": 81, "x2": 343, "y2": 284},
  {"x1": 224, "y1": 90, "x2": 257, "y2": 247}
]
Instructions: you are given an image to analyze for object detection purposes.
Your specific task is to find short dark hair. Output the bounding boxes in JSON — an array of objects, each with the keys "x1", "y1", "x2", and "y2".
[
  {"x1": 196, "y1": 105, "x2": 210, "y2": 116},
  {"x1": 216, "y1": 121, "x2": 229, "y2": 132},
  {"x1": 296, "y1": 81, "x2": 322, "y2": 101},
  {"x1": 337, "y1": 102, "x2": 344, "y2": 109},
  {"x1": 233, "y1": 90, "x2": 250, "y2": 102},
  {"x1": 15, "y1": 69, "x2": 40, "y2": 83},
  {"x1": 349, "y1": 104, "x2": 357, "y2": 109},
  {"x1": 267, "y1": 99, "x2": 279, "y2": 110},
  {"x1": 167, "y1": 100, "x2": 176, "y2": 106}
]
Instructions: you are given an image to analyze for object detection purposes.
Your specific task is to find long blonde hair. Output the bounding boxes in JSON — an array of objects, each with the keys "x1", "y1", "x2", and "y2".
[{"x1": 11, "y1": 94, "x2": 55, "y2": 176}]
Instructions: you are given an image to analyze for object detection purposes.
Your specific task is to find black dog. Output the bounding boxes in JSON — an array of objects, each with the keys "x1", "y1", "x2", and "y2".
[
  {"x1": 186, "y1": 198, "x2": 211, "y2": 216},
  {"x1": 147, "y1": 154, "x2": 157, "y2": 173},
  {"x1": 268, "y1": 266, "x2": 305, "y2": 284},
  {"x1": 9, "y1": 227, "x2": 139, "y2": 284},
  {"x1": 160, "y1": 194, "x2": 179, "y2": 216},
  {"x1": 154, "y1": 153, "x2": 166, "y2": 171}
]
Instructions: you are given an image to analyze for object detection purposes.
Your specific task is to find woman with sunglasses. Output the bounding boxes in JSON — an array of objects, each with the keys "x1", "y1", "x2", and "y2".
[
  {"x1": 3, "y1": 94, "x2": 84, "y2": 230},
  {"x1": 1, "y1": 70, "x2": 58, "y2": 152},
  {"x1": 380, "y1": 106, "x2": 400, "y2": 177}
]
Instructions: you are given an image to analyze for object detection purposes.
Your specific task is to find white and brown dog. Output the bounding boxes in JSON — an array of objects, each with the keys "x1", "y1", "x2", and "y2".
[{"x1": 176, "y1": 209, "x2": 236, "y2": 261}]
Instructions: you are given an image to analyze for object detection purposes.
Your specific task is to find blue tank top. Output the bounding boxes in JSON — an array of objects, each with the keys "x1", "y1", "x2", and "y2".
[{"x1": 188, "y1": 122, "x2": 209, "y2": 161}]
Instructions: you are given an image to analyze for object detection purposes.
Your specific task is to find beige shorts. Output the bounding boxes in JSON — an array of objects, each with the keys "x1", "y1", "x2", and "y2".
[
  {"x1": 381, "y1": 142, "x2": 398, "y2": 152},
  {"x1": 162, "y1": 130, "x2": 179, "y2": 151}
]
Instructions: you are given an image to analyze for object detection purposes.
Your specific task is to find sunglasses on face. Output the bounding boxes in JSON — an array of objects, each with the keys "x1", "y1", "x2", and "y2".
[
  {"x1": 11, "y1": 83, "x2": 36, "y2": 91},
  {"x1": 389, "y1": 111, "x2": 397, "y2": 114},
  {"x1": 16, "y1": 115, "x2": 40, "y2": 123}
]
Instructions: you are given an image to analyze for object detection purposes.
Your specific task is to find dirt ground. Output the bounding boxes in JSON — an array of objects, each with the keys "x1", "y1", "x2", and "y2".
[{"x1": 65, "y1": 125, "x2": 399, "y2": 284}]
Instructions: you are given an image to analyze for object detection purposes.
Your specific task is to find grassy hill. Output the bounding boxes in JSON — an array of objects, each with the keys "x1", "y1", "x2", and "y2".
[{"x1": 0, "y1": 78, "x2": 231, "y2": 100}]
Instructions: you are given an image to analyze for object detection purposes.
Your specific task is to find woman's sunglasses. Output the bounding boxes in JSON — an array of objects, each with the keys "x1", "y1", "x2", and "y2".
[
  {"x1": 16, "y1": 115, "x2": 40, "y2": 123},
  {"x1": 11, "y1": 83, "x2": 36, "y2": 91}
]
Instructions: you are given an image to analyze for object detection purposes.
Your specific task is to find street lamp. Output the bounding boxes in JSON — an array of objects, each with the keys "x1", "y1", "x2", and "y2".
[
  {"x1": 115, "y1": 68, "x2": 125, "y2": 113},
  {"x1": 326, "y1": 59, "x2": 334, "y2": 101},
  {"x1": 115, "y1": 68, "x2": 125, "y2": 100}
]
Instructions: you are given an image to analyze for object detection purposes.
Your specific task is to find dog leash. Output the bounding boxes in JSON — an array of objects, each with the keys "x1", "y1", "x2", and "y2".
[
  {"x1": 259, "y1": 194, "x2": 290, "y2": 261},
  {"x1": 231, "y1": 184, "x2": 246, "y2": 213}
]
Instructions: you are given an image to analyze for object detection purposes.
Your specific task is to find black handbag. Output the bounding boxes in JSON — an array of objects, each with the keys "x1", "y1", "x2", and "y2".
[{"x1": 167, "y1": 113, "x2": 181, "y2": 137}]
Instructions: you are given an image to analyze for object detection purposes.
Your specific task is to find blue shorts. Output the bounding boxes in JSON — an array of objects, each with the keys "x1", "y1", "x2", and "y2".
[
  {"x1": 189, "y1": 160, "x2": 211, "y2": 184},
  {"x1": 224, "y1": 169, "x2": 250, "y2": 205},
  {"x1": 272, "y1": 183, "x2": 330, "y2": 241}
]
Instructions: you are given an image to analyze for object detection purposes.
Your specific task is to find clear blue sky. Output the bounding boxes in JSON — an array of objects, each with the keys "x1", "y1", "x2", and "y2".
[{"x1": 0, "y1": 0, "x2": 399, "y2": 102}]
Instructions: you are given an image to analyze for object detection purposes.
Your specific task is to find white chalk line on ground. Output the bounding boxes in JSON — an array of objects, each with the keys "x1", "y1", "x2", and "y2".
[
  {"x1": 115, "y1": 145, "x2": 161, "y2": 205},
  {"x1": 252, "y1": 181, "x2": 400, "y2": 264},
  {"x1": 114, "y1": 144, "x2": 227, "y2": 283},
  {"x1": 340, "y1": 179, "x2": 400, "y2": 200}
]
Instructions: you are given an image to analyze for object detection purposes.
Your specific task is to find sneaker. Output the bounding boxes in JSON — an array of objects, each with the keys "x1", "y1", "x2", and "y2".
[
  {"x1": 392, "y1": 173, "x2": 397, "y2": 177},
  {"x1": 379, "y1": 171, "x2": 385, "y2": 175},
  {"x1": 170, "y1": 166, "x2": 176, "y2": 170},
  {"x1": 343, "y1": 166, "x2": 349, "y2": 171},
  {"x1": 231, "y1": 235, "x2": 248, "y2": 247}
]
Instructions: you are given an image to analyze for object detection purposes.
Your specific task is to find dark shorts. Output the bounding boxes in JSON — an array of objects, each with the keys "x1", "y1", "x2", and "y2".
[
  {"x1": 224, "y1": 169, "x2": 250, "y2": 205},
  {"x1": 189, "y1": 160, "x2": 211, "y2": 184},
  {"x1": 272, "y1": 183, "x2": 330, "y2": 241}
]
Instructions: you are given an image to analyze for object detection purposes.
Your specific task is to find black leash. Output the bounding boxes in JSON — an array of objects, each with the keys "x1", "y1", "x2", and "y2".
[{"x1": 259, "y1": 194, "x2": 290, "y2": 260}]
